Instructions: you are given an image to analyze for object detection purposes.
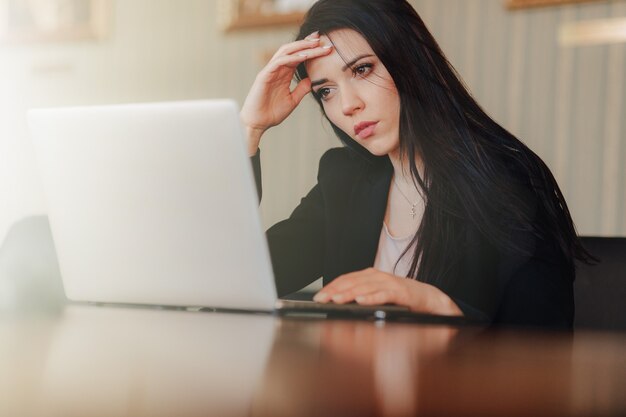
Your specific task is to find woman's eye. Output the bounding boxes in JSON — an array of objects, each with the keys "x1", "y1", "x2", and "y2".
[
  {"x1": 353, "y1": 63, "x2": 373, "y2": 77},
  {"x1": 315, "y1": 87, "x2": 332, "y2": 100}
]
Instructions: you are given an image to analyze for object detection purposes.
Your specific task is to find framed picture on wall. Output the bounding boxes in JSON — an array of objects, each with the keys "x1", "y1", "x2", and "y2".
[
  {"x1": 218, "y1": 0, "x2": 315, "y2": 32},
  {"x1": 0, "y1": 0, "x2": 109, "y2": 44},
  {"x1": 506, "y1": 0, "x2": 608, "y2": 9}
]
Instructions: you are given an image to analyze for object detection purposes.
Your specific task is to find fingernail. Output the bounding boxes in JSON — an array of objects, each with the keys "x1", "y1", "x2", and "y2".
[
  {"x1": 314, "y1": 292, "x2": 329, "y2": 302},
  {"x1": 306, "y1": 31, "x2": 319, "y2": 39},
  {"x1": 331, "y1": 294, "x2": 344, "y2": 303},
  {"x1": 322, "y1": 45, "x2": 333, "y2": 49},
  {"x1": 355, "y1": 296, "x2": 366, "y2": 303},
  {"x1": 306, "y1": 37, "x2": 320, "y2": 42},
  {"x1": 298, "y1": 53, "x2": 308, "y2": 57}
]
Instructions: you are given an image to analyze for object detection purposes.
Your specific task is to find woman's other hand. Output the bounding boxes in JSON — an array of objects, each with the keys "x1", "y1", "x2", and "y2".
[
  {"x1": 313, "y1": 268, "x2": 463, "y2": 316},
  {"x1": 240, "y1": 31, "x2": 333, "y2": 156}
]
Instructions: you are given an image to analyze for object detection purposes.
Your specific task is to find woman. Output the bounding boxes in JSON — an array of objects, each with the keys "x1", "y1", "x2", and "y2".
[{"x1": 240, "y1": 0, "x2": 594, "y2": 327}]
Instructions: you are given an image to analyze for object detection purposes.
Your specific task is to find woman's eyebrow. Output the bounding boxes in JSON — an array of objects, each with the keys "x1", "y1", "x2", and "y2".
[
  {"x1": 311, "y1": 78, "x2": 328, "y2": 88},
  {"x1": 310, "y1": 53, "x2": 375, "y2": 87}
]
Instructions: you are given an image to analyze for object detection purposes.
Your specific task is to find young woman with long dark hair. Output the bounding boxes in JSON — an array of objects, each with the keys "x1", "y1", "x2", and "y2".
[{"x1": 240, "y1": 0, "x2": 594, "y2": 328}]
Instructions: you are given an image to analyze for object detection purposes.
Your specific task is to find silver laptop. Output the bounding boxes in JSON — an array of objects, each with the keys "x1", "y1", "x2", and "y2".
[{"x1": 29, "y1": 100, "x2": 467, "y2": 322}]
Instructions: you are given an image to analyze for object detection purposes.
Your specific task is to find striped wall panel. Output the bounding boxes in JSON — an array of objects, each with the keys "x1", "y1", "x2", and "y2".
[{"x1": 212, "y1": 0, "x2": 625, "y2": 236}]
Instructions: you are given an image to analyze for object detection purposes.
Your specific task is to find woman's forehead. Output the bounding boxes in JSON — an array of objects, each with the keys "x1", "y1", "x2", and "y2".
[{"x1": 322, "y1": 29, "x2": 373, "y2": 55}]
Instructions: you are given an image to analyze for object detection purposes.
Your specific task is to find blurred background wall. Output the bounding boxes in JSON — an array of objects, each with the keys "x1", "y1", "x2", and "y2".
[{"x1": 0, "y1": 0, "x2": 624, "y2": 245}]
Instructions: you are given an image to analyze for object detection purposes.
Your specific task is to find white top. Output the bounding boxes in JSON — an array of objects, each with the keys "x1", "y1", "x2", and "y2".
[{"x1": 373, "y1": 223, "x2": 417, "y2": 277}]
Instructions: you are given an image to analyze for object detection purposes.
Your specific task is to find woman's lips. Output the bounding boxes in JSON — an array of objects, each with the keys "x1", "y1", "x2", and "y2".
[{"x1": 354, "y1": 121, "x2": 378, "y2": 139}]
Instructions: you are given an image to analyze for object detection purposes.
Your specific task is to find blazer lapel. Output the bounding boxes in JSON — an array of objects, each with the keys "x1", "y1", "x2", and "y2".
[{"x1": 335, "y1": 158, "x2": 393, "y2": 279}]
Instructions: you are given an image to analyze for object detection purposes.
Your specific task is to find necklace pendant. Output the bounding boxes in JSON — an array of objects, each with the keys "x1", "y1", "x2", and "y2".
[{"x1": 393, "y1": 177, "x2": 420, "y2": 220}]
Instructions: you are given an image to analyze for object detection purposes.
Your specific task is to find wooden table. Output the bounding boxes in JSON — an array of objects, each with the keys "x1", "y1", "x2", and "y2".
[{"x1": 2, "y1": 304, "x2": 625, "y2": 417}]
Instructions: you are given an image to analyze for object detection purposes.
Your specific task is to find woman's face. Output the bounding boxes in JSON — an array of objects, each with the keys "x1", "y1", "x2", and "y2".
[{"x1": 305, "y1": 29, "x2": 401, "y2": 157}]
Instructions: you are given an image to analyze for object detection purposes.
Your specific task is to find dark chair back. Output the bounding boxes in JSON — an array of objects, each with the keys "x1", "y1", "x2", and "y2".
[
  {"x1": 0, "y1": 216, "x2": 65, "y2": 313},
  {"x1": 575, "y1": 237, "x2": 626, "y2": 331}
]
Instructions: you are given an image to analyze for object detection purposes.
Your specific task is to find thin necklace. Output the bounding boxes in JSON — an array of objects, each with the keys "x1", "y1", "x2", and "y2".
[{"x1": 393, "y1": 177, "x2": 420, "y2": 219}]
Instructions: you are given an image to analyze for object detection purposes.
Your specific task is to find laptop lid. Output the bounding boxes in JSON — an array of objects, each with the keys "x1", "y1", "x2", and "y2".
[{"x1": 29, "y1": 100, "x2": 277, "y2": 310}]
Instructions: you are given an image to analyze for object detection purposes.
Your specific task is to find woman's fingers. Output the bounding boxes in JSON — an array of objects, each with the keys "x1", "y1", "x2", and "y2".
[
  {"x1": 320, "y1": 268, "x2": 385, "y2": 293},
  {"x1": 291, "y1": 77, "x2": 312, "y2": 105},
  {"x1": 264, "y1": 44, "x2": 333, "y2": 75},
  {"x1": 271, "y1": 38, "x2": 320, "y2": 60},
  {"x1": 264, "y1": 54, "x2": 309, "y2": 74},
  {"x1": 270, "y1": 32, "x2": 321, "y2": 59},
  {"x1": 327, "y1": 282, "x2": 394, "y2": 304},
  {"x1": 314, "y1": 268, "x2": 396, "y2": 303}
]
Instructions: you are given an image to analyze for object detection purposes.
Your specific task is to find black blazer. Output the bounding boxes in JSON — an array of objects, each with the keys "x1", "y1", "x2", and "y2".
[{"x1": 252, "y1": 148, "x2": 574, "y2": 328}]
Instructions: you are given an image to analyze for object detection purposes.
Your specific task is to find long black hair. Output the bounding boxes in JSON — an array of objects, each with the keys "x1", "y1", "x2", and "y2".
[{"x1": 295, "y1": 0, "x2": 595, "y2": 287}]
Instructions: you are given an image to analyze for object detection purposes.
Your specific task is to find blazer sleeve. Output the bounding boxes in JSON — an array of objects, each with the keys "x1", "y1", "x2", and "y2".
[
  {"x1": 251, "y1": 150, "x2": 262, "y2": 201},
  {"x1": 251, "y1": 150, "x2": 326, "y2": 297},
  {"x1": 493, "y1": 237, "x2": 574, "y2": 329},
  {"x1": 449, "y1": 223, "x2": 574, "y2": 329}
]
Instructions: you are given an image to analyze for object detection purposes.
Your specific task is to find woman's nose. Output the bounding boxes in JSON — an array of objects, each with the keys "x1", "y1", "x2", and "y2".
[{"x1": 341, "y1": 87, "x2": 364, "y2": 116}]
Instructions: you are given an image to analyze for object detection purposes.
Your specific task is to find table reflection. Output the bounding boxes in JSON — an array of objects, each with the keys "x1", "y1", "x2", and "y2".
[
  {"x1": 251, "y1": 319, "x2": 464, "y2": 417},
  {"x1": 2, "y1": 305, "x2": 276, "y2": 417},
  {"x1": 1, "y1": 305, "x2": 625, "y2": 417}
]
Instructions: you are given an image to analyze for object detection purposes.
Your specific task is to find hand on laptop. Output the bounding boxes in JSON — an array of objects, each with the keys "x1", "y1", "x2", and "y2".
[
  {"x1": 240, "y1": 31, "x2": 333, "y2": 156},
  {"x1": 313, "y1": 268, "x2": 463, "y2": 316}
]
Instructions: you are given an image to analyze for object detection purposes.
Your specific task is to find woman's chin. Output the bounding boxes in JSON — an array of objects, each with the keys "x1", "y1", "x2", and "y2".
[{"x1": 363, "y1": 143, "x2": 397, "y2": 157}]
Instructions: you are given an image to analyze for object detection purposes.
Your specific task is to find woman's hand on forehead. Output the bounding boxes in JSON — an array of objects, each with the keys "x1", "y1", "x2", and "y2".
[{"x1": 239, "y1": 32, "x2": 333, "y2": 154}]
